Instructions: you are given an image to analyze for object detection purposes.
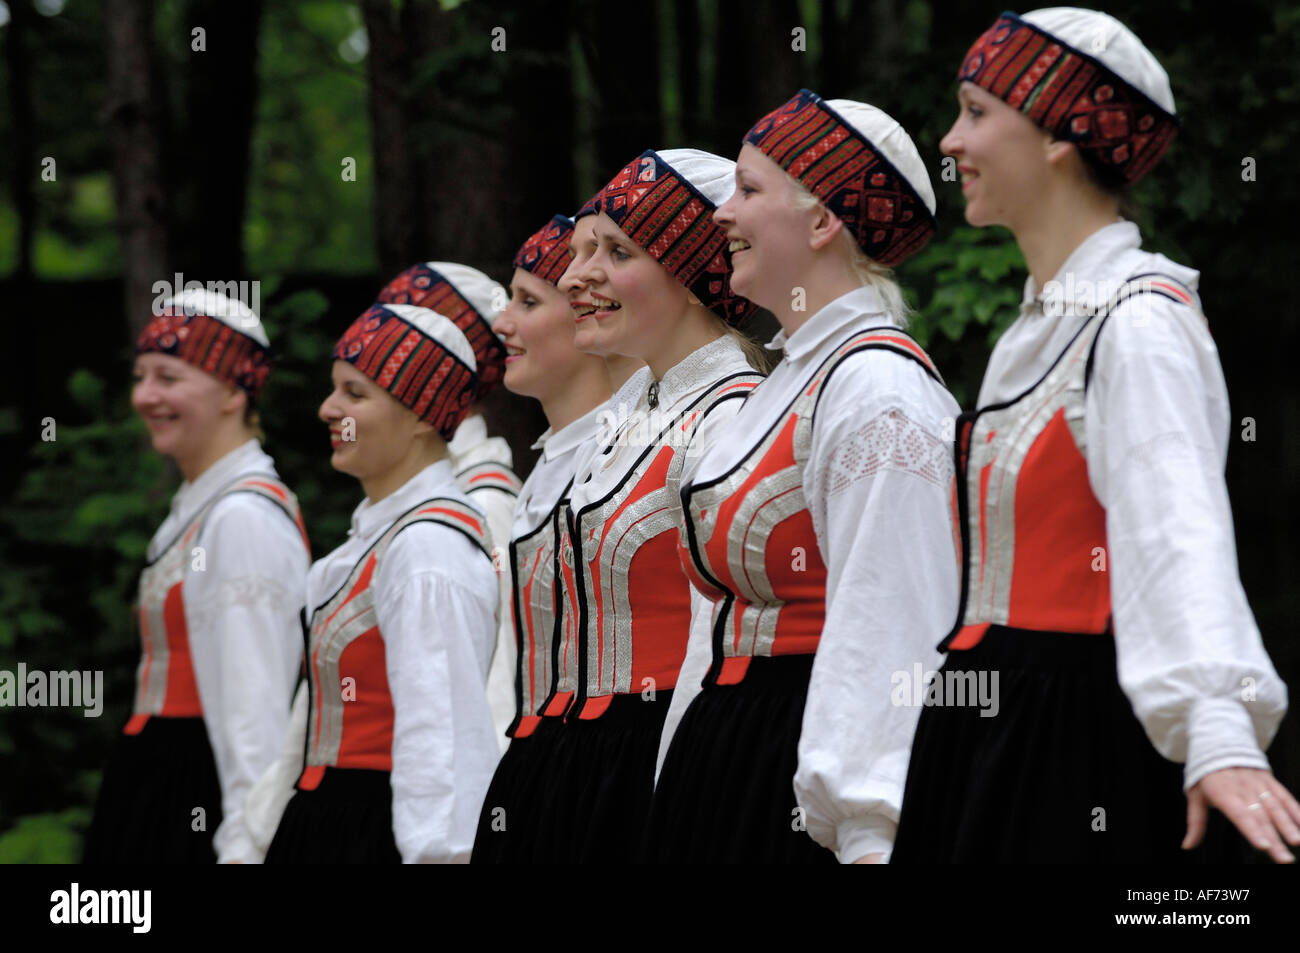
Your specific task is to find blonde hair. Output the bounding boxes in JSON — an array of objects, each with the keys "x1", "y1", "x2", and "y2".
[
  {"x1": 788, "y1": 180, "x2": 913, "y2": 329},
  {"x1": 243, "y1": 403, "x2": 266, "y2": 442},
  {"x1": 719, "y1": 320, "x2": 776, "y2": 374}
]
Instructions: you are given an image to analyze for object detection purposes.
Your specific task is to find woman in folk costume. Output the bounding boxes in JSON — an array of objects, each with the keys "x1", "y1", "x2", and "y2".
[
  {"x1": 647, "y1": 92, "x2": 959, "y2": 863},
  {"x1": 471, "y1": 214, "x2": 616, "y2": 862},
  {"x1": 84, "y1": 289, "x2": 310, "y2": 864},
  {"x1": 264, "y1": 303, "x2": 500, "y2": 864},
  {"x1": 376, "y1": 262, "x2": 520, "y2": 747},
  {"x1": 520, "y1": 149, "x2": 767, "y2": 863},
  {"x1": 892, "y1": 8, "x2": 1299, "y2": 863}
]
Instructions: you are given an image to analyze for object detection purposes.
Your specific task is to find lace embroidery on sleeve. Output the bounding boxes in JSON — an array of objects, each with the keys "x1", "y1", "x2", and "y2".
[
  {"x1": 819, "y1": 408, "x2": 952, "y2": 500},
  {"x1": 187, "y1": 575, "x2": 295, "y2": 635}
]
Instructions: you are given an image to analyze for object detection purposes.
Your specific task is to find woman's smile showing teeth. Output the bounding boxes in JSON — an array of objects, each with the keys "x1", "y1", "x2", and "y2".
[
  {"x1": 729, "y1": 238, "x2": 752, "y2": 253},
  {"x1": 505, "y1": 344, "x2": 527, "y2": 363},
  {"x1": 589, "y1": 294, "x2": 623, "y2": 320}
]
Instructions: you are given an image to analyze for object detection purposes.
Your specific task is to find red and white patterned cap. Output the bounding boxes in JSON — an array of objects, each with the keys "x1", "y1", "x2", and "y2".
[
  {"x1": 135, "y1": 288, "x2": 272, "y2": 400},
  {"x1": 958, "y1": 8, "x2": 1178, "y2": 183},
  {"x1": 332, "y1": 302, "x2": 478, "y2": 439}
]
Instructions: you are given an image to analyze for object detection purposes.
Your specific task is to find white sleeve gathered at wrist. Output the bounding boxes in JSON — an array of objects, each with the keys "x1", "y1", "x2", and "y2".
[
  {"x1": 794, "y1": 359, "x2": 960, "y2": 860},
  {"x1": 185, "y1": 495, "x2": 307, "y2": 865},
  {"x1": 1088, "y1": 305, "x2": 1287, "y2": 787},
  {"x1": 376, "y1": 527, "x2": 499, "y2": 863},
  {"x1": 835, "y1": 812, "x2": 898, "y2": 865}
]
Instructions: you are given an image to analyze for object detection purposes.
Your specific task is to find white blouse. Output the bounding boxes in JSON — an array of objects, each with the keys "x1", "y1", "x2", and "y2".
[
  {"x1": 660, "y1": 286, "x2": 961, "y2": 863},
  {"x1": 485, "y1": 403, "x2": 607, "y2": 733},
  {"x1": 303, "y1": 459, "x2": 500, "y2": 862},
  {"x1": 450, "y1": 413, "x2": 522, "y2": 747},
  {"x1": 568, "y1": 334, "x2": 758, "y2": 522},
  {"x1": 567, "y1": 335, "x2": 759, "y2": 708},
  {"x1": 152, "y1": 439, "x2": 309, "y2": 865},
  {"x1": 979, "y1": 219, "x2": 1287, "y2": 791}
]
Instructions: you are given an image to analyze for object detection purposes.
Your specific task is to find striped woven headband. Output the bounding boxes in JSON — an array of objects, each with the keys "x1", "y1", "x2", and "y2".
[
  {"x1": 596, "y1": 150, "x2": 756, "y2": 326},
  {"x1": 958, "y1": 12, "x2": 1178, "y2": 183},
  {"x1": 331, "y1": 303, "x2": 477, "y2": 439},
  {"x1": 513, "y1": 215, "x2": 576, "y2": 286},
  {"x1": 136, "y1": 310, "x2": 271, "y2": 401},
  {"x1": 377, "y1": 264, "x2": 507, "y2": 398},
  {"x1": 745, "y1": 89, "x2": 936, "y2": 267}
]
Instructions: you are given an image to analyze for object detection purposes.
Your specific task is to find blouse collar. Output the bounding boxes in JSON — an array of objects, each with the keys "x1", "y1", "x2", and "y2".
[
  {"x1": 766, "y1": 285, "x2": 894, "y2": 362},
  {"x1": 348, "y1": 458, "x2": 459, "y2": 541}
]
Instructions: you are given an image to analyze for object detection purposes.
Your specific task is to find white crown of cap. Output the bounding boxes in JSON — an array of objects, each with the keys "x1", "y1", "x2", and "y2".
[
  {"x1": 824, "y1": 99, "x2": 937, "y2": 216},
  {"x1": 1023, "y1": 7, "x2": 1175, "y2": 114},
  {"x1": 163, "y1": 287, "x2": 269, "y2": 348},
  {"x1": 656, "y1": 148, "x2": 736, "y2": 209},
  {"x1": 383, "y1": 303, "x2": 477, "y2": 371},
  {"x1": 424, "y1": 261, "x2": 507, "y2": 324}
]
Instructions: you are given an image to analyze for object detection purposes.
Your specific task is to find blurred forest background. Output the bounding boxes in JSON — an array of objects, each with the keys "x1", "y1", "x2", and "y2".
[{"x1": 0, "y1": 0, "x2": 1297, "y2": 862}]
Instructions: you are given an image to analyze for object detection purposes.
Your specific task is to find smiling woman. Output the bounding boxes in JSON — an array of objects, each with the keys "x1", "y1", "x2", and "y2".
[
  {"x1": 84, "y1": 289, "x2": 310, "y2": 865},
  {"x1": 471, "y1": 213, "x2": 616, "y2": 863},
  {"x1": 647, "y1": 90, "x2": 958, "y2": 864},
  {"x1": 504, "y1": 149, "x2": 767, "y2": 862},
  {"x1": 264, "y1": 302, "x2": 500, "y2": 864},
  {"x1": 891, "y1": 7, "x2": 1299, "y2": 865}
]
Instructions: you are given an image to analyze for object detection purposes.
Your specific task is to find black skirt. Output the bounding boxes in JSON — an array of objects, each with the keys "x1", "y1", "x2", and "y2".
[
  {"x1": 526, "y1": 689, "x2": 673, "y2": 863},
  {"x1": 646, "y1": 655, "x2": 837, "y2": 864},
  {"x1": 83, "y1": 716, "x2": 223, "y2": 864},
  {"x1": 891, "y1": 625, "x2": 1252, "y2": 863},
  {"x1": 471, "y1": 717, "x2": 564, "y2": 863},
  {"x1": 264, "y1": 768, "x2": 401, "y2": 864}
]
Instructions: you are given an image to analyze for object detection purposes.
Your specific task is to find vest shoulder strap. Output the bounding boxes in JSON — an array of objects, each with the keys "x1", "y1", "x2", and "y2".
[
  {"x1": 1083, "y1": 271, "x2": 1203, "y2": 391},
  {"x1": 377, "y1": 495, "x2": 494, "y2": 565},
  {"x1": 456, "y1": 460, "x2": 523, "y2": 496}
]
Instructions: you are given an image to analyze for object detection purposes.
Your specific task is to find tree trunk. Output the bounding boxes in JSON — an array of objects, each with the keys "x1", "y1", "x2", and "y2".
[
  {"x1": 169, "y1": 0, "x2": 264, "y2": 282},
  {"x1": 361, "y1": 0, "x2": 423, "y2": 280},
  {"x1": 105, "y1": 0, "x2": 169, "y2": 338},
  {"x1": 6, "y1": 0, "x2": 37, "y2": 283},
  {"x1": 575, "y1": 0, "x2": 661, "y2": 179}
]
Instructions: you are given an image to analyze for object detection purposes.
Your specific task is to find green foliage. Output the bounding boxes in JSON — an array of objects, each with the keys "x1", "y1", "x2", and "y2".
[
  {"x1": 244, "y1": 2, "x2": 375, "y2": 276},
  {"x1": 0, "y1": 808, "x2": 92, "y2": 864},
  {"x1": 0, "y1": 372, "x2": 169, "y2": 830},
  {"x1": 904, "y1": 227, "x2": 1023, "y2": 348}
]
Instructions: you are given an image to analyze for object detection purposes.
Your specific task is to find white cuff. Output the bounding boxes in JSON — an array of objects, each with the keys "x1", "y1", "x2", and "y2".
[
  {"x1": 835, "y1": 813, "x2": 897, "y2": 865},
  {"x1": 1183, "y1": 697, "x2": 1272, "y2": 791}
]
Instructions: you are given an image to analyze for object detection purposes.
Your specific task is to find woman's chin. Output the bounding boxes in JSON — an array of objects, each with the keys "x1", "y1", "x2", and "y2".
[
  {"x1": 503, "y1": 362, "x2": 536, "y2": 398},
  {"x1": 328, "y1": 446, "x2": 358, "y2": 475}
]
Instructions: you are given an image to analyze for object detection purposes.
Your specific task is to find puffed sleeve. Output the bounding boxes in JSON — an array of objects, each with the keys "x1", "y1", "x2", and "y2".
[
  {"x1": 793, "y1": 354, "x2": 960, "y2": 863},
  {"x1": 242, "y1": 679, "x2": 308, "y2": 860},
  {"x1": 375, "y1": 524, "x2": 501, "y2": 863},
  {"x1": 1087, "y1": 296, "x2": 1287, "y2": 790},
  {"x1": 185, "y1": 493, "x2": 309, "y2": 864}
]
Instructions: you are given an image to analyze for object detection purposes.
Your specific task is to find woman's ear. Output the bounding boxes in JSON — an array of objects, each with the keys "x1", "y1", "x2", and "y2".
[
  {"x1": 808, "y1": 204, "x2": 846, "y2": 252},
  {"x1": 221, "y1": 382, "x2": 247, "y2": 417},
  {"x1": 1044, "y1": 134, "x2": 1077, "y2": 169}
]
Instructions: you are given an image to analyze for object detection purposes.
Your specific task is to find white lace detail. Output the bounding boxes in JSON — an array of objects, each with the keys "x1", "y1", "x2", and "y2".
[
  {"x1": 187, "y1": 574, "x2": 295, "y2": 633},
  {"x1": 820, "y1": 408, "x2": 952, "y2": 502},
  {"x1": 655, "y1": 334, "x2": 748, "y2": 408},
  {"x1": 1123, "y1": 429, "x2": 1215, "y2": 474}
]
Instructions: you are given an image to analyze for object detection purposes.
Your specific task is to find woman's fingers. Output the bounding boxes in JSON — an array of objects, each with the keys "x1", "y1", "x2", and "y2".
[{"x1": 1193, "y1": 768, "x2": 1297, "y2": 863}]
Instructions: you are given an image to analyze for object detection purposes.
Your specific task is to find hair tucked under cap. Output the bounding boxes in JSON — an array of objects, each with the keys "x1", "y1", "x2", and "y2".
[
  {"x1": 376, "y1": 262, "x2": 508, "y2": 398},
  {"x1": 593, "y1": 148, "x2": 757, "y2": 326},
  {"x1": 744, "y1": 89, "x2": 937, "y2": 266},
  {"x1": 958, "y1": 8, "x2": 1179, "y2": 183},
  {"x1": 136, "y1": 288, "x2": 272, "y2": 401},
  {"x1": 332, "y1": 303, "x2": 478, "y2": 440},
  {"x1": 513, "y1": 215, "x2": 576, "y2": 286}
]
